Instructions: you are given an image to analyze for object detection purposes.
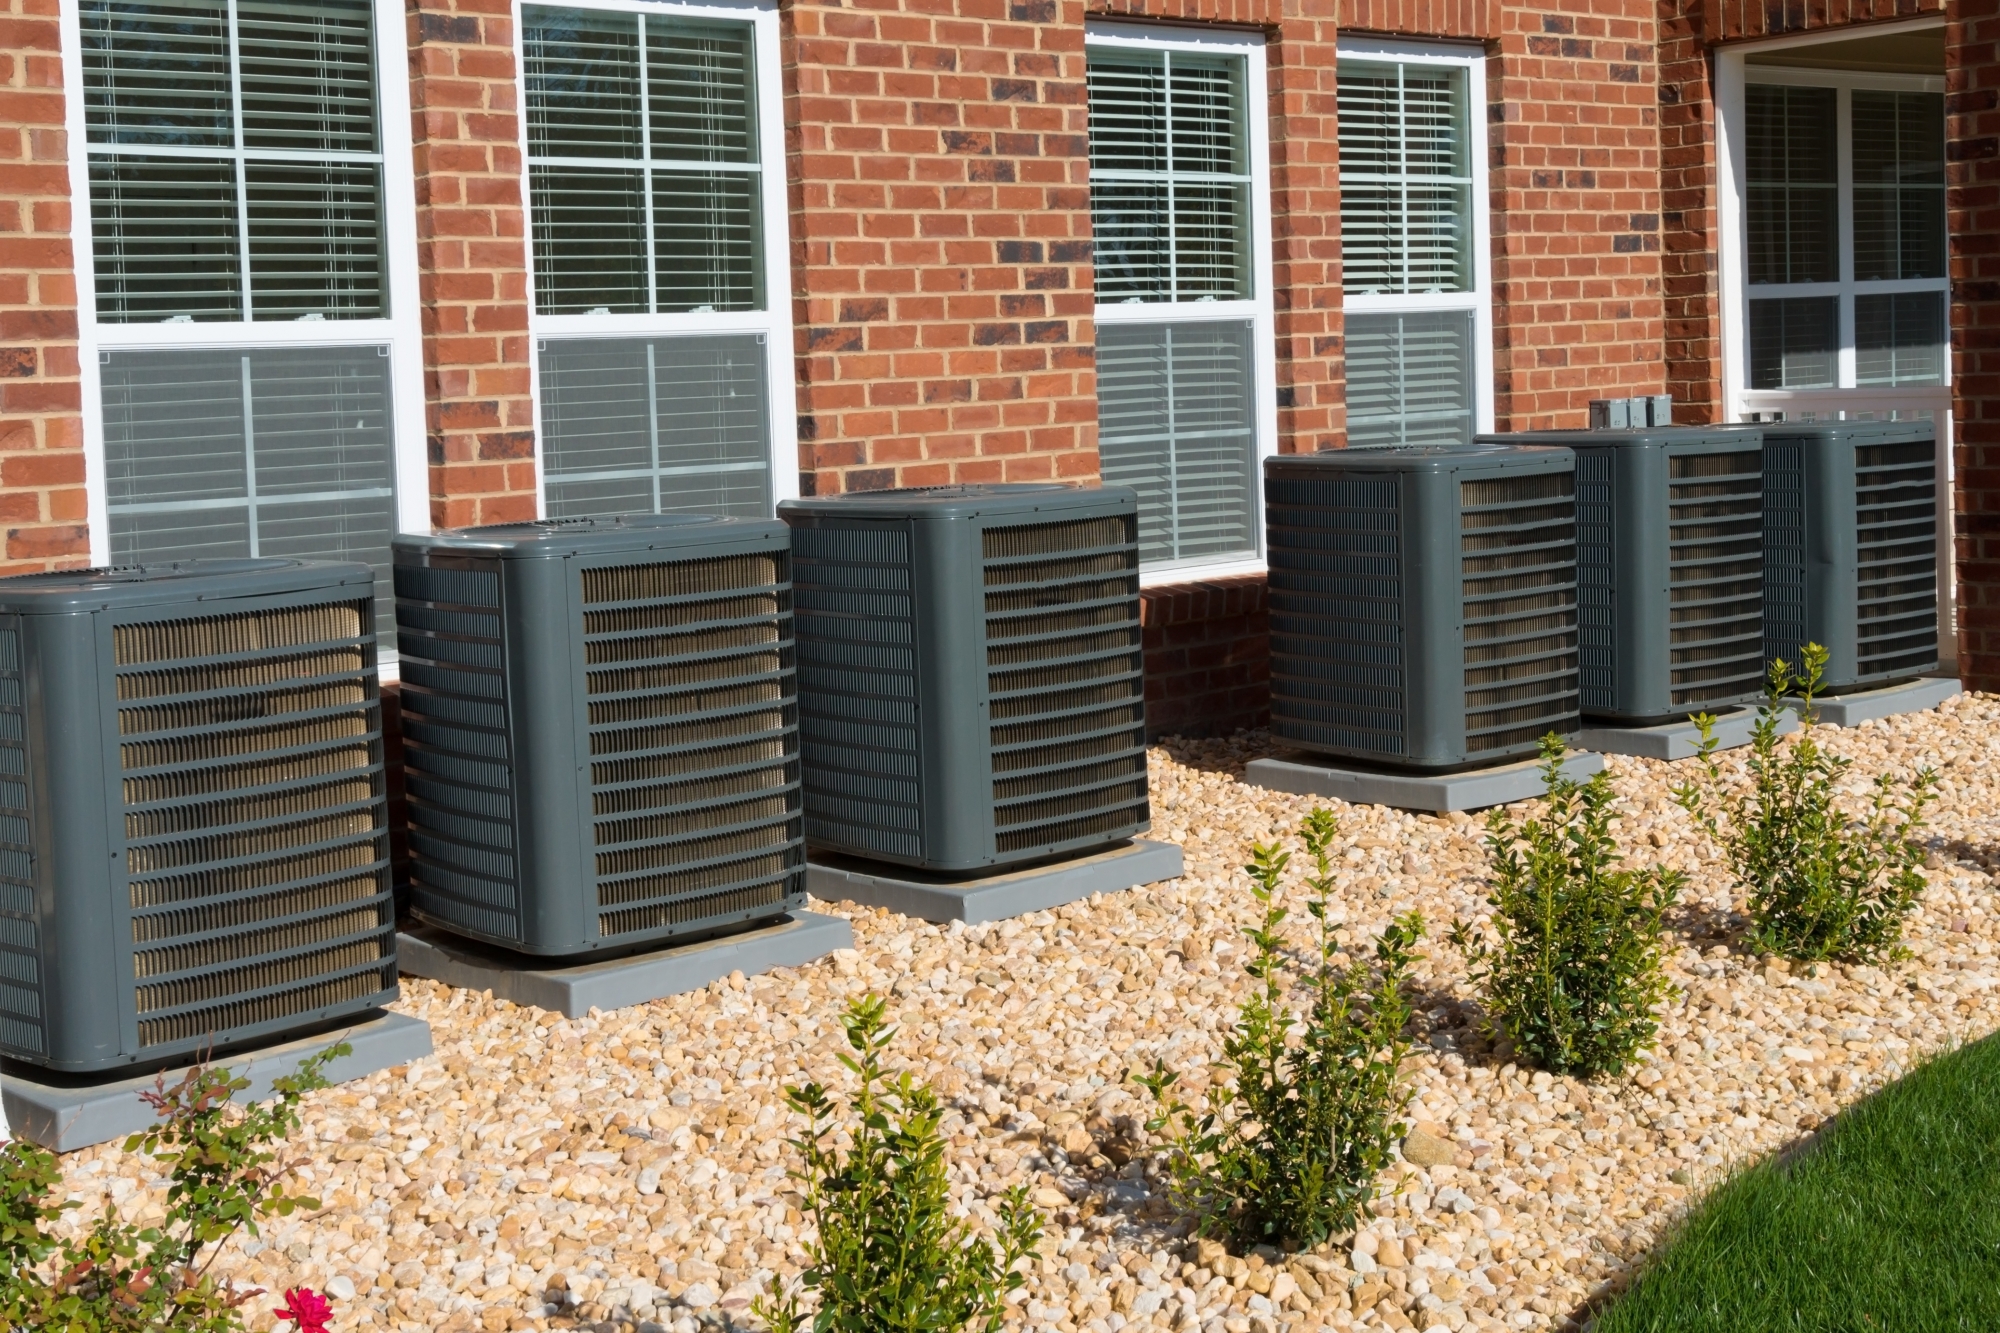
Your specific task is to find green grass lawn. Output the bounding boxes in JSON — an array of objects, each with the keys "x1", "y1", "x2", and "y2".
[{"x1": 1595, "y1": 1031, "x2": 2000, "y2": 1332}]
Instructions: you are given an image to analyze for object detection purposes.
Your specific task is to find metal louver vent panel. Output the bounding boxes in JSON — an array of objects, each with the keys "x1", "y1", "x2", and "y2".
[
  {"x1": 0, "y1": 619, "x2": 43, "y2": 1056},
  {"x1": 1761, "y1": 437, "x2": 1807, "y2": 670},
  {"x1": 793, "y1": 525, "x2": 921, "y2": 861},
  {"x1": 1574, "y1": 451, "x2": 1614, "y2": 712},
  {"x1": 982, "y1": 517, "x2": 1149, "y2": 855},
  {"x1": 1460, "y1": 472, "x2": 1580, "y2": 752},
  {"x1": 116, "y1": 593, "x2": 393, "y2": 1054},
  {"x1": 1265, "y1": 473, "x2": 1407, "y2": 756},
  {"x1": 1853, "y1": 440, "x2": 1938, "y2": 677},
  {"x1": 1668, "y1": 449, "x2": 1765, "y2": 707}
]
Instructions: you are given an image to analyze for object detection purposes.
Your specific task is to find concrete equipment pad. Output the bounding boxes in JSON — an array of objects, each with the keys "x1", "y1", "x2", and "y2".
[
  {"x1": 1243, "y1": 750, "x2": 1605, "y2": 814},
  {"x1": 807, "y1": 838, "x2": 1184, "y2": 925},
  {"x1": 396, "y1": 911, "x2": 853, "y2": 1019},
  {"x1": 1795, "y1": 676, "x2": 1962, "y2": 727},
  {"x1": 1575, "y1": 707, "x2": 1798, "y2": 761},
  {"x1": 1, "y1": 1009, "x2": 432, "y2": 1153}
]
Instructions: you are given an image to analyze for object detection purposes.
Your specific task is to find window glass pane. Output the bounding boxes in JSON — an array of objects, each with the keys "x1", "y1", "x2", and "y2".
[
  {"x1": 529, "y1": 165, "x2": 649, "y2": 313},
  {"x1": 1852, "y1": 90, "x2": 1945, "y2": 281},
  {"x1": 80, "y1": 0, "x2": 232, "y2": 147},
  {"x1": 1856, "y1": 291, "x2": 1945, "y2": 386},
  {"x1": 1748, "y1": 295, "x2": 1838, "y2": 389},
  {"x1": 1088, "y1": 49, "x2": 1251, "y2": 302},
  {"x1": 524, "y1": 7, "x2": 763, "y2": 317},
  {"x1": 1338, "y1": 60, "x2": 1472, "y2": 294},
  {"x1": 88, "y1": 156, "x2": 242, "y2": 321},
  {"x1": 1096, "y1": 320, "x2": 1258, "y2": 566},
  {"x1": 82, "y1": 0, "x2": 387, "y2": 323},
  {"x1": 539, "y1": 335, "x2": 773, "y2": 518},
  {"x1": 1345, "y1": 310, "x2": 1474, "y2": 448},
  {"x1": 100, "y1": 346, "x2": 400, "y2": 643},
  {"x1": 1745, "y1": 84, "x2": 1837, "y2": 285}
]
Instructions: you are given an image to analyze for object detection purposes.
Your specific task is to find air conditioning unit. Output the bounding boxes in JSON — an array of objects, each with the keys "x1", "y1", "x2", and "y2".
[
  {"x1": 1265, "y1": 444, "x2": 1581, "y2": 769},
  {"x1": 0, "y1": 560, "x2": 395, "y2": 1074},
  {"x1": 1482, "y1": 426, "x2": 1768, "y2": 724},
  {"x1": 392, "y1": 515, "x2": 803, "y2": 956},
  {"x1": 1760, "y1": 420, "x2": 1941, "y2": 691},
  {"x1": 778, "y1": 484, "x2": 1149, "y2": 873}
]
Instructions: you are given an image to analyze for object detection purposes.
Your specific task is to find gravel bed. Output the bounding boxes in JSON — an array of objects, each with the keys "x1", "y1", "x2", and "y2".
[{"x1": 40, "y1": 694, "x2": 2000, "y2": 1333}]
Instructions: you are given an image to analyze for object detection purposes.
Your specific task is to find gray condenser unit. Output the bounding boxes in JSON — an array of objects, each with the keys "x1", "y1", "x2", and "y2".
[
  {"x1": 1760, "y1": 420, "x2": 1940, "y2": 690},
  {"x1": 0, "y1": 560, "x2": 395, "y2": 1074},
  {"x1": 1484, "y1": 426, "x2": 1768, "y2": 723},
  {"x1": 392, "y1": 515, "x2": 802, "y2": 956},
  {"x1": 779, "y1": 484, "x2": 1149, "y2": 873},
  {"x1": 1265, "y1": 444, "x2": 1582, "y2": 769}
]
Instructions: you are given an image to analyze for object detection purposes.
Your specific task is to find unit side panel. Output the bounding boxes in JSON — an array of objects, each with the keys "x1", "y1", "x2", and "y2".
[
  {"x1": 1457, "y1": 463, "x2": 1581, "y2": 759},
  {"x1": 1762, "y1": 438, "x2": 1808, "y2": 671},
  {"x1": 1666, "y1": 443, "x2": 1765, "y2": 710},
  {"x1": 1851, "y1": 440, "x2": 1940, "y2": 685},
  {"x1": 1574, "y1": 450, "x2": 1616, "y2": 715},
  {"x1": 0, "y1": 615, "x2": 45, "y2": 1060}
]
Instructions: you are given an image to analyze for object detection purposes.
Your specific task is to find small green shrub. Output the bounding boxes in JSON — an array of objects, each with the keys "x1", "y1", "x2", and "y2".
[
  {"x1": 1674, "y1": 645, "x2": 1938, "y2": 964},
  {"x1": 0, "y1": 1046, "x2": 343, "y2": 1333},
  {"x1": 1135, "y1": 809, "x2": 1425, "y2": 1253},
  {"x1": 755, "y1": 995, "x2": 1042, "y2": 1333},
  {"x1": 1450, "y1": 734, "x2": 1682, "y2": 1078}
]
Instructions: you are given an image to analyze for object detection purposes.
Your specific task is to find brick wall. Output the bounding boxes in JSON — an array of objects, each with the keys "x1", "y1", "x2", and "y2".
[
  {"x1": 1140, "y1": 575, "x2": 1270, "y2": 738},
  {"x1": 1705, "y1": 0, "x2": 1940, "y2": 44},
  {"x1": 1950, "y1": 0, "x2": 2000, "y2": 691},
  {"x1": 1656, "y1": 0, "x2": 1721, "y2": 423},
  {"x1": 1487, "y1": 0, "x2": 1668, "y2": 428},
  {"x1": 0, "y1": 0, "x2": 85, "y2": 573},
  {"x1": 406, "y1": 0, "x2": 539, "y2": 530},
  {"x1": 785, "y1": 0, "x2": 1099, "y2": 496}
]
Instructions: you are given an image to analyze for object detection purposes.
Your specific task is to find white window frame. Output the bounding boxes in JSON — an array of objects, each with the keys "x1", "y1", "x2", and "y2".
[
  {"x1": 60, "y1": 0, "x2": 432, "y2": 574},
  {"x1": 1336, "y1": 36, "x2": 1495, "y2": 443},
  {"x1": 515, "y1": 0, "x2": 797, "y2": 518},
  {"x1": 1086, "y1": 20, "x2": 1276, "y2": 587},
  {"x1": 1716, "y1": 18, "x2": 1956, "y2": 667}
]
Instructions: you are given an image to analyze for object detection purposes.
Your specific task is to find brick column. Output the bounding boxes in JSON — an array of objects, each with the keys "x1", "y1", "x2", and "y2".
[
  {"x1": 1656, "y1": 0, "x2": 1720, "y2": 423},
  {"x1": 1950, "y1": 0, "x2": 2000, "y2": 690},
  {"x1": 0, "y1": 0, "x2": 86, "y2": 573},
  {"x1": 785, "y1": 0, "x2": 1099, "y2": 495},
  {"x1": 406, "y1": 0, "x2": 539, "y2": 530},
  {"x1": 1487, "y1": 0, "x2": 1668, "y2": 428}
]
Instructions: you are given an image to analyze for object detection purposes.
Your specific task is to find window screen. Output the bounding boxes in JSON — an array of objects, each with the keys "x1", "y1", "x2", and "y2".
[
  {"x1": 1337, "y1": 60, "x2": 1472, "y2": 295},
  {"x1": 80, "y1": 0, "x2": 385, "y2": 323},
  {"x1": 1345, "y1": 310, "x2": 1475, "y2": 448},
  {"x1": 523, "y1": 6, "x2": 761, "y2": 315},
  {"x1": 100, "y1": 346, "x2": 400, "y2": 641},
  {"x1": 1097, "y1": 321, "x2": 1258, "y2": 566},
  {"x1": 1087, "y1": 48, "x2": 1251, "y2": 302},
  {"x1": 539, "y1": 335, "x2": 773, "y2": 518}
]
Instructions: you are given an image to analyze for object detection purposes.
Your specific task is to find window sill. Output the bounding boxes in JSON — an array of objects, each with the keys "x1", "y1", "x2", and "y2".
[{"x1": 1139, "y1": 556, "x2": 1267, "y2": 589}]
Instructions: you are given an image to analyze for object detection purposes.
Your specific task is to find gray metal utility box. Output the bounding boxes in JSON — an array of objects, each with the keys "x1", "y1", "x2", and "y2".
[
  {"x1": 393, "y1": 515, "x2": 803, "y2": 957},
  {"x1": 0, "y1": 559, "x2": 395, "y2": 1074},
  {"x1": 1265, "y1": 444, "x2": 1582, "y2": 770},
  {"x1": 1760, "y1": 420, "x2": 1940, "y2": 690},
  {"x1": 779, "y1": 484, "x2": 1149, "y2": 874},
  {"x1": 1484, "y1": 426, "x2": 1767, "y2": 723}
]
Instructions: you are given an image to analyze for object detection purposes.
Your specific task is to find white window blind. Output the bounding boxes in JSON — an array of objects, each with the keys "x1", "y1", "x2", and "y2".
[
  {"x1": 1087, "y1": 27, "x2": 1269, "y2": 576},
  {"x1": 523, "y1": 6, "x2": 760, "y2": 315},
  {"x1": 80, "y1": 0, "x2": 386, "y2": 323},
  {"x1": 1743, "y1": 72, "x2": 1947, "y2": 391},
  {"x1": 1338, "y1": 46, "x2": 1485, "y2": 450}
]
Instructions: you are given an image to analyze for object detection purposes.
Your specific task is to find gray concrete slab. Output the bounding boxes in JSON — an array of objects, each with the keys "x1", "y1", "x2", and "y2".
[
  {"x1": 0, "y1": 1009, "x2": 432, "y2": 1153},
  {"x1": 807, "y1": 838, "x2": 1184, "y2": 925},
  {"x1": 1242, "y1": 750, "x2": 1604, "y2": 814},
  {"x1": 1575, "y1": 706, "x2": 1799, "y2": 761},
  {"x1": 395, "y1": 911, "x2": 853, "y2": 1019},
  {"x1": 1793, "y1": 677, "x2": 1962, "y2": 727}
]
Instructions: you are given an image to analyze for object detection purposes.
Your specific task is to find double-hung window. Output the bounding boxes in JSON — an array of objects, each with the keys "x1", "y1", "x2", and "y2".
[
  {"x1": 64, "y1": 0, "x2": 426, "y2": 644},
  {"x1": 1723, "y1": 44, "x2": 1948, "y2": 416},
  {"x1": 521, "y1": 0, "x2": 792, "y2": 519},
  {"x1": 1337, "y1": 39, "x2": 1491, "y2": 449},
  {"x1": 1086, "y1": 24, "x2": 1275, "y2": 577}
]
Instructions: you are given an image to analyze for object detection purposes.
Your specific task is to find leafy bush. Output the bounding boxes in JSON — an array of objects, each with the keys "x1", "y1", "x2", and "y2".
[
  {"x1": 1135, "y1": 809, "x2": 1425, "y2": 1253},
  {"x1": 755, "y1": 996, "x2": 1042, "y2": 1333},
  {"x1": 1674, "y1": 645, "x2": 1938, "y2": 963},
  {"x1": 0, "y1": 1046, "x2": 342, "y2": 1333},
  {"x1": 1450, "y1": 735, "x2": 1682, "y2": 1078}
]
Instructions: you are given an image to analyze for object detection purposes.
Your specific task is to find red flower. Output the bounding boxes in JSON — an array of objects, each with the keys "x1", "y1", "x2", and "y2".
[{"x1": 275, "y1": 1286, "x2": 335, "y2": 1333}]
